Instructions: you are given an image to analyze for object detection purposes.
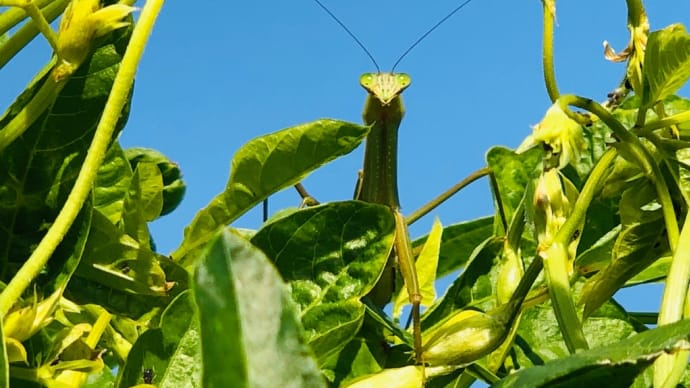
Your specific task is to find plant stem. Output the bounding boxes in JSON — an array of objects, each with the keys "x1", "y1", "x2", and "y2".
[
  {"x1": 406, "y1": 167, "x2": 489, "y2": 225},
  {"x1": 393, "y1": 210, "x2": 422, "y2": 362},
  {"x1": 626, "y1": 0, "x2": 645, "y2": 26},
  {"x1": 0, "y1": 0, "x2": 68, "y2": 69},
  {"x1": 655, "y1": 213, "x2": 690, "y2": 387},
  {"x1": 4, "y1": 0, "x2": 58, "y2": 50},
  {"x1": 0, "y1": 73, "x2": 66, "y2": 152},
  {"x1": 543, "y1": 148, "x2": 616, "y2": 353},
  {"x1": 541, "y1": 0, "x2": 559, "y2": 102},
  {"x1": 560, "y1": 95, "x2": 679, "y2": 248},
  {"x1": 294, "y1": 183, "x2": 320, "y2": 206},
  {"x1": 542, "y1": 241, "x2": 589, "y2": 352},
  {"x1": 0, "y1": 0, "x2": 55, "y2": 36},
  {"x1": 0, "y1": 0, "x2": 165, "y2": 316},
  {"x1": 490, "y1": 170, "x2": 509, "y2": 233},
  {"x1": 555, "y1": 148, "x2": 617, "y2": 243},
  {"x1": 640, "y1": 110, "x2": 690, "y2": 133}
]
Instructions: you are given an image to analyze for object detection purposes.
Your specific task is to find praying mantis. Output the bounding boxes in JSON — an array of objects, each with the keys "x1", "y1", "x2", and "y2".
[{"x1": 309, "y1": 0, "x2": 478, "y2": 363}]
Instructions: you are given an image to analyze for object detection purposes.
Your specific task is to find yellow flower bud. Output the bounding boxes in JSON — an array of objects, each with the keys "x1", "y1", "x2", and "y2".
[
  {"x1": 54, "y1": 0, "x2": 136, "y2": 81},
  {"x1": 532, "y1": 170, "x2": 581, "y2": 262},
  {"x1": 496, "y1": 244, "x2": 523, "y2": 305}
]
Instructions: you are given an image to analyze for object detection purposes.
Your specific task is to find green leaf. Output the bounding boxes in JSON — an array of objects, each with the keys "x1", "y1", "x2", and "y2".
[
  {"x1": 497, "y1": 319, "x2": 690, "y2": 387},
  {"x1": 0, "y1": 27, "x2": 130, "y2": 276},
  {"x1": 117, "y1": 291, "x2": 201, "y2": 388},
  {"x1": 579, "y1": 183, "x2": 667, "y2": 317},
  {"x1": 574, "y1": 225, "x2": 621, "y2": 275},
  {"x1": 250, "y1": 201, "x2": 395, "y2": 363},
  {"x1": 174, "y1": 119, "x2": 370, "y2": 265},
  {"x1": 94, "y1": 142, "x2": 134, "y2": 224},
  {"x1": 394, "y1": 218, "x2": 442, "y2": 319},
  {"x1": 192, "y1": 230, "x2": 324, "y2": 388},
  {"x1": 128, "y1": 162, "x2": 164, "y2": 223},
  {"x1": 642, "y1": 24, "x2": 690, "y2": 108},
  {"x1": 675, "y1": 147, "x2": 690, "y2": 205},
  {"x1": 84, "y1": 368, "x2": 116, "y2": 388},
  {"x1": 120, "y1": 161, "x2": 163, "y2": 248},
  {"x1": 76, "y1": 210, "x2": 168, "y2": 296},
  {"x1": 65, "y1": 276, "x2": 168, "y2": 320},
  {"x1": 302, "y1": 300, "x2": 366, "y2": 365},
  {"x1": 487, "y1": 147, "x2": 543, "y2": 232},
  {"x1": 626, "y1": 255, "x2": 671, "y2": 285},
  {"x1": 41, "y1": 197, "x2": 94, "y2": 294},
  {"x1": 320, "y1": 331, "x2": 387, "y2": 386},
  {"x1": 421, "y1": 237, "x2": 503, "y2": 329},
  {"x1": 512, "y1": 298, "x2": 640, "y2": 370},
  {"x1": 124, "y1": 147, "x2": 186, "y2": 217},
  {"x1": 413, "y1": 216, "x2": 493, "y2": 278}
]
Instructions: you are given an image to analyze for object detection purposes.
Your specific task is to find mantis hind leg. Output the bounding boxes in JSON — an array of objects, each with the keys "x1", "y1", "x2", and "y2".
[{"x1": 393, "y1": 210, "x2": 423, "y2": 363}]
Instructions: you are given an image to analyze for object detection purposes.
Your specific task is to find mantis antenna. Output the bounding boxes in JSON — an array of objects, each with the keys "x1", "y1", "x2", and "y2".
[
  {"x1": 312, "y1": 0, "x2": 381, "y2": 72},
  {"x1": 391, "y1": 0, "x2": 477, "y2": 71},
  {"x1": 311, "y1": 0, "x2": 478, "y2": 71}
]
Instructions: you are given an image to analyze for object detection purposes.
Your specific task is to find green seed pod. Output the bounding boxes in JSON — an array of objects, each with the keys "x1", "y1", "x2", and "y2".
[
  {"x1": 343, "y1": 365, "x2": 424, "y2": 388},
  {"x1": 422, "y1": 308, "x2": 509, "y2": 366}
]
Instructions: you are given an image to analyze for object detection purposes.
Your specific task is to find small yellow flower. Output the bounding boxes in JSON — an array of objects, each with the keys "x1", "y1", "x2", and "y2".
[
  {"x1": 54, "y1": 0, "x2": 136, "y2": 81},
  {"x1": 518, "y1": 103, "x2": 585, "y2": 169},
  {"x1": 4, "y1": 288, "x2": 62, "y2": 342}
]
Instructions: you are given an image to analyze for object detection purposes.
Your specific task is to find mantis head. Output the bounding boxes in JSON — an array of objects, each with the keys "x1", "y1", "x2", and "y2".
[{"x1": 360, "y1": 73, "x2": 411, "y2": 105}]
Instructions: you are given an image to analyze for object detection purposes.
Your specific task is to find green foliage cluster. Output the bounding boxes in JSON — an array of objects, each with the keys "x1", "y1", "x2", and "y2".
[{"x1": 2, "y1": 0, "x2": 690, "y2": 387}]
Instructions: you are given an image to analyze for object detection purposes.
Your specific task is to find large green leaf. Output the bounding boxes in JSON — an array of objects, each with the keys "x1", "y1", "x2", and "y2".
[
  {"x1": 174, "y1": 119, "x2": 369, "y2": 265},
  {"x1": 497, "y1": 319, "x2": 690, "y2": 387},
  {"x1": 192, "y1": 230, "x2": 324, "y2": 388},
  {"x1": 75, "y1": 210, "x2": 168, "y2": 296},
  {"x1": 574, "y1": 225, "x2": 620, "y2": 275},
  {"x1": 511, "y1": 298, "x2": 641, "y2": 371},
  {"x1": 642, "y1": 24, "x2": 690, "y2": 109},
  {"x1": 579, "y1": 183, "x2": 667, "y2": 317},
  {"x1": 117, "y1": 291, "x2": 201, "y2": 387},
  {"x1": 626, "y1": 255, "x2": 671, "y2": 286},
  {"x1": 250, "y1": 201, "x2": 395, "y2": 363},
  {"x1": 0, "y1": 27, "x2": 131, "y2": 276},
  {"x1": 421, "y1": 237, "x2": 503, "y2": 329},
  {"x1": 120, "y1": 161, "x2": 163, "y2": 249},
  {"x1": 487, "y1": 147, "x2": 542, "y2": 232},
  {"x1": 320, "y1": 331, "x2": 386, "y2": 385},
  {"x1": 412, "y1": 216, "x2": 494, "y2": 278},
  {"x1": 93, "y1": 142, "x2": 134, "y2": 224},
  {"x1": 65, "y1": 276, "x2": 168, "y2": 321},
  {"x1": 94, "y1": 144, "x2": 184, "y2": 227}
]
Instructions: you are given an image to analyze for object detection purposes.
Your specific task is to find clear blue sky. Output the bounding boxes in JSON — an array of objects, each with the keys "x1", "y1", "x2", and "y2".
[{"x1": 3, "y1": 0, "x2": 690, "y2": 337}]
